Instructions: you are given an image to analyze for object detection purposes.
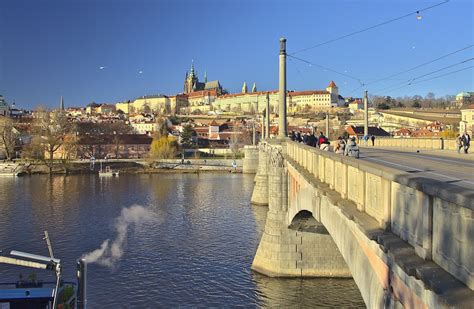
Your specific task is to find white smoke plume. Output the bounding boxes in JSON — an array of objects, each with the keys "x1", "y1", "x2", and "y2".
[{"x1": 82, "y1": 205, "x2": 154, "y2": 267}]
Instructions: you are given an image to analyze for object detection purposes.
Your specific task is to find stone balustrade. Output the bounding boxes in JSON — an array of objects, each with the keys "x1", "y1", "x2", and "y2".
[
  {"x1": 372, "y1": 137, "x2": 458, "y2": 150},
  {"x1": 286, "y1": 141, "x2": 474, "y2": 289}
]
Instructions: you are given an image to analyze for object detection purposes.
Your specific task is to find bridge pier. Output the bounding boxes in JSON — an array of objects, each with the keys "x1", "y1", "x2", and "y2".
[
  {"x1": 242, "y1": 145, "x2": 259, "y2": 174},
  {"x1": 251, "y1": 143, "x2": 269, "y2": 205},
  {"x1": 252, "y1": 145, "x2": 351, "y2": 277}
]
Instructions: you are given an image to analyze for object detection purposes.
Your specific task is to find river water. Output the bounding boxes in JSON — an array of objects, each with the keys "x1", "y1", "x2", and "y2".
[{"x1": 0, "y1": 174, "x2": 365, "y2": 308}]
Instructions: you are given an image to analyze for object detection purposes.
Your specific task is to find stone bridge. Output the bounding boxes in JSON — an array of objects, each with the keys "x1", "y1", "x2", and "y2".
[{"x1": 247, "y1": 140, "x2": 473, "y2": 308}]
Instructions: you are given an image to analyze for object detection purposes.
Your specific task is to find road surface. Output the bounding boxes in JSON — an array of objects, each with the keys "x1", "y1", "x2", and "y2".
[{"x1": 358, "y1": 147, "x2": 474, "y2": 191}]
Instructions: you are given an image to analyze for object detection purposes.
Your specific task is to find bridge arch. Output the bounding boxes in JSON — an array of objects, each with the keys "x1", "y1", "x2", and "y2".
[
  {"x1": 287, "y1": 164, "x2": 389, "y2": 308},
  {"x1": 288, "y1": 210, "x2": 329, "y2": 235}
]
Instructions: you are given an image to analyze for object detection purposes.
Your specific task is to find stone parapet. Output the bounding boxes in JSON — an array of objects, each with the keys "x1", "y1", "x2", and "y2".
[
  {"x1": 286, "y1": 141, "x2": 474, "y2": 290},
  {"x1": 373, "y1": 137, "x2": 458, "y2": 150},
  {"x1": 285, "y1": 154, "x2": 474, "y2": 307}
]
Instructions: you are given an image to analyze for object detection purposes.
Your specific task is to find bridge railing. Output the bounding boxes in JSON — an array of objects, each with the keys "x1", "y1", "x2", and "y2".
[
  {"x1": 372, "y1": 137, "x2": 458, "y2": 150},
  {"x1": 285, "y1": 141, "x2": 473, "y2": 289}
]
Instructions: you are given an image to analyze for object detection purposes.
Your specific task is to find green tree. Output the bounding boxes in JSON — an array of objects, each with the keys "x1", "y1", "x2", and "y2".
[
  {"x1": 180, "y1": 124, "x2": 195, "y2": 148},
  {"x1": 377, "y1": 102, "x2": 390, "y2": 110}
]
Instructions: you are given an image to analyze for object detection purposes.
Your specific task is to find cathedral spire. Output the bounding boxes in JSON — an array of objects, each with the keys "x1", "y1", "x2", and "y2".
[
  {"x1": 190, "y1": 60, "x2": 195, "y2": 75},
  {"x1": 252, "y1": 82, "x2": 257, "y2": 93},
  {"x1": 60, "y1": 96, "x2": 64, "y2": 111},
  {"x1": 242, "y1": 82, "x2": 248, "y2": 94}
]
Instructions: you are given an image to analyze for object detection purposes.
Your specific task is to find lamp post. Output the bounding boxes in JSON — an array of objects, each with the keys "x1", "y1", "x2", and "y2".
[{"x1": 278, "y1": 38, "x2": 287, "y2": 139}]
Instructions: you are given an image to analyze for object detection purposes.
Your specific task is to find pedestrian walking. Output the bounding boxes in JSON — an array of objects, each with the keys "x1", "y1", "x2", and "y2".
[
  {"x1": 456, "y1": 135, "x2": 463, "y2": 154},
  {"x1": 462, "y1": 132, "x2": 471, "y2": 154},
  {"x1": 371, "y1": 135, "x2": 375, "y2": 146}
]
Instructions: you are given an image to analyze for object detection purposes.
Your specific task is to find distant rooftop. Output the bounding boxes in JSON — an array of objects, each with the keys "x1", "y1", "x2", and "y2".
[{"x1": 139, "y1": 94, "x2": 168, "y2": 99}]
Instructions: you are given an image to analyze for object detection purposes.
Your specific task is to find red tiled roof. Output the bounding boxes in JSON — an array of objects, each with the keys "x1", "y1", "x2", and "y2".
[
  {"x1": 187, "y1": 89, "x2": 218, "y2": 98},
  {"x1": 328, "y1": 80, "x2": 337, "y2": 87},
  {"x1": 393, "y1": 128, "x2": 412, "y2": 135},
  {"x1": 288, "y1": 90, "x2": 329, "y2": 96},
  {"x1": 218, "y1": 90, "x2": 279, "y2": 99}
]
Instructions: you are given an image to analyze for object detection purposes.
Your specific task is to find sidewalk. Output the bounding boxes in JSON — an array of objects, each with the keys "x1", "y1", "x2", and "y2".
[{"x1": 359, "y1": 145, "x2": 474, "y2": 161}]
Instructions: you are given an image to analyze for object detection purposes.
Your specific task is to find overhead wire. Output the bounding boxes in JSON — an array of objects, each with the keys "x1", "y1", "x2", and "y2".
[
  {"x1": 347, "y1": 44, "x2": 474, "y2": 95},
  {"x1": 287, "y1": 54, "x2": 364, "y2": 85},
  {"x1": 289, "y1": 0, "x2": 450, "y2": 55},
  {"x1": 412, "y1": 66, "x2": 474, "y2": 85},
  {"x1": 372, "y1": 64, "x2": 474, "y2": 95},
  {"x1": 288, "y1": 56, "x2": 306, "y2": 83},
  {"x1": 371, "y1": 57, "x2": 474, "y2": 94}
]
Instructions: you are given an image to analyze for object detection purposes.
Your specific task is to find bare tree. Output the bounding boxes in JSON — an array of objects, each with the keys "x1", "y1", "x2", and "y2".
[
  {"x1": 77, "y1": 121, "x2": 132, "y2": 159},
  {"x1": 0, "y1": 116, "x2": 20, "y2": 160},
  {"x1": 33, "y1": 108, "x2": 75, "y2": 173}
]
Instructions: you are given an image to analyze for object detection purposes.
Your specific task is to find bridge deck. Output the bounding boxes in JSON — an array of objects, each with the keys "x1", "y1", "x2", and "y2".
[{"x1": 358, "y1": 148, "x2": 474, "y2": 190}]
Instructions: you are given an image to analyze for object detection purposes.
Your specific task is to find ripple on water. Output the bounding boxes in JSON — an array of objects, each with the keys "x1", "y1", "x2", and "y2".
[{"x1": 0, "y1": 174, "x2": 365, "y2": 307}]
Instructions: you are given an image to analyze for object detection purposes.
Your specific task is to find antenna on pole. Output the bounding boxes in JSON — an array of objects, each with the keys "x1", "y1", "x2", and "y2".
[
  {"x1": 43, "y1": 231, "x2": 55, "y2": 259},
  {"x1": 42, "y1": 231, "x2": 61, "y2": 309}
]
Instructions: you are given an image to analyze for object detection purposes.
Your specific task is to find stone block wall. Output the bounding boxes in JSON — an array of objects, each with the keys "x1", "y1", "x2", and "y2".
[
  {"x1": 285, "y1": 141, "x2": 474, "y2": 289},
  {"x1": 243, "y1": 145, "x2": 259, "y2": 173},
  {"x1": 432, "y1": 198, "x2": 473, "y2": 289}
]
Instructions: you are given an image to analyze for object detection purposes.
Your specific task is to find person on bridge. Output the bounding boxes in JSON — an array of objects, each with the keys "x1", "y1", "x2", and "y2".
[
  {"x1": 334, "y1": 136, "x2": 346, "y2": 154},
  {"x1": 461, "y1": 132, "x2": 471, "y2": 154},
  {"x1": 318, "y1": 132, "x2": 330, "y2": 151},
  {"x1": 345, "y1": 137, "x2": 359, "y2": 158},
  {"x1": 307, "y1": 133, "x2": 317, "y2": 147},
  {"x1": 456, "y1": 135, "x2": 463, "y2": 154}
]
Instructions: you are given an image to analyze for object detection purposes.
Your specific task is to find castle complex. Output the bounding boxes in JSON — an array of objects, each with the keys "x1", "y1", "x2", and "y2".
[
  {"x1": 114, "y1": 63, "x2": 345, "y2": 115},
  {"x1": 183, "y1": 62, "x2": 223, "y2": 95}
]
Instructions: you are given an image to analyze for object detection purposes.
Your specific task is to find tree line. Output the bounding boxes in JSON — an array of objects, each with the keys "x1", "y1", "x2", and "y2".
[{"x1": 370, "y1": 93, "x2": 456, "y2": 110}]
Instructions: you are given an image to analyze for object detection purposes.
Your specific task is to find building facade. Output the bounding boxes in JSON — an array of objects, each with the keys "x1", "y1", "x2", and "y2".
[
  {"x1": 460, "y1": 104, "x2": 474, "y2": 135},
  {"x1": 213, "y1": 81, "x2": 343, "y2": 113}
]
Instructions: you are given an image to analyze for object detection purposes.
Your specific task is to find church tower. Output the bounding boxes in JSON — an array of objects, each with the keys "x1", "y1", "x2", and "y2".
[
  {"x1": 326, "y1": 80, "x2": 338, "y2": 96},
  {"x1": 242, "y1": 82, "x2": 248, "y2": 94},
  {"x1": 184, "y1": 61, "x2": 199, "y2": 94},
  {"x1": 326, "y1": 81, "x2": 339, "y2": 106},
  {"x1": 60, "y1": 96, "x2": 65, "y2": 111}
]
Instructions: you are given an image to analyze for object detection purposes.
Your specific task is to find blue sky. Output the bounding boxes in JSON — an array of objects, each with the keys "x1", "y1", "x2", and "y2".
[{"x1": 1, "y1": 0, "x2": 473, "y2": 109}]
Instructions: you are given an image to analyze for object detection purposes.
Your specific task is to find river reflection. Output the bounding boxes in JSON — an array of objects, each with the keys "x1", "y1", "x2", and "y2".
[{"x1": 0, "y1": 174, "x2": 364, "y2": 307}]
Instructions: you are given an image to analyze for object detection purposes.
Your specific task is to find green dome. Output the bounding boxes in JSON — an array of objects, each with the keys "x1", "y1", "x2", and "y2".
[{"x1": 456, "y1": 92, "x2": 471, "y2": 98}]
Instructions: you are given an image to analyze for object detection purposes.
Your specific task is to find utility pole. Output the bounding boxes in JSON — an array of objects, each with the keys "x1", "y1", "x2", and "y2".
[
  {"x1": 278, "y1": 38, "x2": 287, "y2": 139},
  {"x1": 265, "y1": 92, "x2": 270, "y2": 139},
  {"x1": 364, "y1": 90, "x2": 369, "y2": 138},
  {"x1": 252, "y1": 121, "x2": 256, "y2": 145},
  {"x1": 325, "y1": 113, "x2": 330, "y2": 137}
]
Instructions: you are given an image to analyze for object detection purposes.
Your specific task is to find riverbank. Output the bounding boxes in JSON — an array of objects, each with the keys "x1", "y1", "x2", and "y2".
[{"x1": 1, "y1": 159, "x2": 244, "y2": 175}]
